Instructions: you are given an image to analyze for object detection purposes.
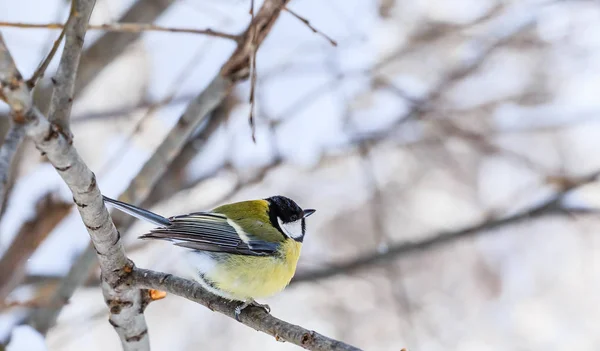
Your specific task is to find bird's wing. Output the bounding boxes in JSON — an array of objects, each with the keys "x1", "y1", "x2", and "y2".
[{"x1": 140, "y1": 212, "x2": 279, "y2": 256}]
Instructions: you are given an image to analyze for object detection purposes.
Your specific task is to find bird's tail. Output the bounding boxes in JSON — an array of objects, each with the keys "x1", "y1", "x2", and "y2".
[{"x1": 103, "y1": 196, "x2": 171, "y2": 227}]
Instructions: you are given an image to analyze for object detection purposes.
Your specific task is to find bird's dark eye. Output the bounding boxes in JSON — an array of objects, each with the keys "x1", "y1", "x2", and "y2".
[{"x1": 290, "y1": 215, "x2": 297, "y2": 221}]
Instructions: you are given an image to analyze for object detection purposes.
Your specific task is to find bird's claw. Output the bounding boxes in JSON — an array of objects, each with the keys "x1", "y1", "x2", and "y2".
[
  {"x1": 259, "y1": 302, "x2": 271, "y2": 313},
  {"x1": 234, "y1": 299, "x2": 271, "y2": 322}
]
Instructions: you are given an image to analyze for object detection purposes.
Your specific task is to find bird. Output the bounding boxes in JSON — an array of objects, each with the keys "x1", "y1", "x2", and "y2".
[{"x1": 102, "y1": 195, "x2": 315, "y2": 320}]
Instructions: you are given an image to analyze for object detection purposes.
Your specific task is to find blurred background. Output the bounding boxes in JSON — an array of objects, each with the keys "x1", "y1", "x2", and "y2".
[{"x1": 1, "y1": 0, "x2": 600, "y2": 350}]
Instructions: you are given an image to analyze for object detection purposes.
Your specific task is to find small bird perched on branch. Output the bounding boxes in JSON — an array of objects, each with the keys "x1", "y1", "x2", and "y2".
[{"x1": 103, "y1": 195, "x2": 315, "y2": 320}]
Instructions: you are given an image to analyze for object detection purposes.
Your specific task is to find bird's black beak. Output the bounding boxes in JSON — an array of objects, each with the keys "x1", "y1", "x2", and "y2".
[{"x1": 303, "y1": 209, "x2": 316, "y2": 218}]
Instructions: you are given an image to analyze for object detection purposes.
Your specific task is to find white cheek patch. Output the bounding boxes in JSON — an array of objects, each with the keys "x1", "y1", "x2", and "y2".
[{"x1": 277, "y1": 217, "x2": 303, "y2": 239}]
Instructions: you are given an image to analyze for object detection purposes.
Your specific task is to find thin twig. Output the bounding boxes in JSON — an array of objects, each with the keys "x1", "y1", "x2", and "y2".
[
  {"x1": 132, "y1": 268, "x2": 364, "y2": 351},
  {"x1": 0, "y1": 32, "x2": 151, "y2": 350},
  {"x1": 0, "y1": 21, "x2": 240, "y2": 41},
  {"x1": 283, "y1": 7, "x2": 337, "y2": 46},
  {"x1": 248, "y1": 0, "x2": 258, "y2": 142},
  {"x1": 27, "y1": 22, "x2": 68, "y2": 89},
  {"x1": 46, "y1": 0, "x2": 99, "y2": 141}
]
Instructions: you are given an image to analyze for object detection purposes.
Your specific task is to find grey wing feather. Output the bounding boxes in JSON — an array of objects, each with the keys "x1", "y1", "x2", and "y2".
[
  {"x1": 140, "y1": 212, "x2": 278, "y2": 256},
  {"x1": 103, "y1": 196, "x2": 170, "y2": 227}
]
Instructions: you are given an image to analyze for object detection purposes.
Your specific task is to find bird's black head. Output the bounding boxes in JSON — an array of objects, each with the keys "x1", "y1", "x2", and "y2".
[{"x1": 266, "y1": 195, "x2": 315, "y2": 242}]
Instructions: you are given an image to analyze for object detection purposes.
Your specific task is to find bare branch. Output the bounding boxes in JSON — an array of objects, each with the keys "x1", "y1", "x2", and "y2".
[
  {"x1": 132, "y1": 268, "x2": 363, "y2": 351},
  {"x1": 283, "y1": 7, "x2": 337, "y2": 46},
  {"x1": 292, "y1": 171, "x2": 600, "y2": 284},
  {"x1": 0, "y1": 45, "x2": 31, "y2": 119},
  {"x1": 27, "y1": 23, "x2": 67, "y2": 89},
  {"x1": 0, "y1": 29, "x2": 30, "y2": 214},
  {"x1": 221, "y1": 0, "x2": 292, "y2": 80},
  {"x1": 248, "y1": 0, "x2": 258, "y2": 142},
  {"x1": 0, "y1": 22, "x2": 240, "y2": 41},
  {"x1": 229, "y1": 0, "x2": 294, "y2": 141},
  {"x1": 46, "y1": 0, "x2": 96, "y2": 141},
  {"x1": 0, "y1": 33, "x2": 150, "y2": 350},
  {"x1": 0, "y1": 122, "x2": 25, "y2": 215}
]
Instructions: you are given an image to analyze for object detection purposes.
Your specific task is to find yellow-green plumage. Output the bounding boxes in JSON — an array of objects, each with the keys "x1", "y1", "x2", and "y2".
[{"x1": 202, "y1": 239, "x2": 302, "y2": 300}]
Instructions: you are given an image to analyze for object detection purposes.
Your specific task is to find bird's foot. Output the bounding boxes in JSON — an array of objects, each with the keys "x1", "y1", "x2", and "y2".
[{"x1": 234, "y1": 299, "x2": 271, "y2": 322}]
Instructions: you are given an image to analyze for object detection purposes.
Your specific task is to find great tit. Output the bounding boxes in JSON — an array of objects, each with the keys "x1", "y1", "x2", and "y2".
[{"x1": 102, "y1": 195, "x2": 315, "y2": 320}]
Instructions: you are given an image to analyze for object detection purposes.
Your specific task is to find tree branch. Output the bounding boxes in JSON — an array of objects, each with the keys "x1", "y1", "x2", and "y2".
[
  {"x1": 0, "y1": 33, "x2": 150, "y2": 350},
  {"x1": 283, "y1": 7, "x2": 337, "y2": 46},
  {"x1": 221, "y1": 0, "x2": 292, "y2": 80},
  {"x1": 27, "y1": 21, "x2": 67, "y2": 88},
  {"x1": 46, "y1": 0, "x2": 95, "y2": 141},
  {"x1": 0, "y1": 22, "x2": 240, "y2": 41},
  {"x1": 0, "y1": 122, "x2": 24, "y2": 215},
  {"x1": 132, "y1": 268, "x2": 363, "y2": 351},
  {"x1": 292, "y1": 171, "x2": 600, "y2": 284},
  {"x1": 0, "y1": 25, "x2": 31, "y2": 216}
]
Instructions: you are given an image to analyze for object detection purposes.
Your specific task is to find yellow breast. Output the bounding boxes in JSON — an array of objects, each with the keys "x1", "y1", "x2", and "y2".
[{"x1": 206, "y1": 239, "x2": 302, "y2": 301}]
